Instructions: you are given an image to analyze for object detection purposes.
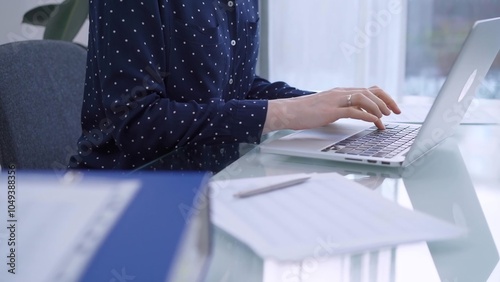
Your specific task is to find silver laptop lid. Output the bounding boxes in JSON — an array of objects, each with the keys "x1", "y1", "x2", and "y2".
[{"x1": 403, "y1": 17, "x2": 500, "y2": 167}]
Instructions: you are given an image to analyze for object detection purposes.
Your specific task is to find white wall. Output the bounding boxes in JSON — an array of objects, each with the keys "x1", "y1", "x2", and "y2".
[{"x1": 0, "y1": 0, "x2": 88, "y2": 46}]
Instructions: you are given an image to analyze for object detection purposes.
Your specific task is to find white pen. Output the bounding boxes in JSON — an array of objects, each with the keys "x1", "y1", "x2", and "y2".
[{"x1": 233, "y1": 176, "x2": 311, "y2": 198}]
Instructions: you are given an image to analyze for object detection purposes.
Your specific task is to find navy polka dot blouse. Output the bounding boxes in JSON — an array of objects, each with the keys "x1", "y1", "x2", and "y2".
[{"x1": 69, "y1": 0, "x2": 312, "y2": 169}]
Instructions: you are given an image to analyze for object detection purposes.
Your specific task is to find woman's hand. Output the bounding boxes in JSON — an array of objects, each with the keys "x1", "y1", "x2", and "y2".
[{"x1": 263, "y1": 86, "x2": 401, "y2": 134}]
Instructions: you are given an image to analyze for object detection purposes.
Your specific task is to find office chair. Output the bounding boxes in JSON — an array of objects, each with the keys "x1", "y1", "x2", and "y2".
[{"x1": 0, "y1": 40, "x2": 86, "y2": 170}]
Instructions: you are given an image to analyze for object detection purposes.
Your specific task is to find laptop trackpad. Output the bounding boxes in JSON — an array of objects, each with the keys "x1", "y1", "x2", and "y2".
[{"x1": 273, "y1": 122, "x2": 369, "y2": 151}]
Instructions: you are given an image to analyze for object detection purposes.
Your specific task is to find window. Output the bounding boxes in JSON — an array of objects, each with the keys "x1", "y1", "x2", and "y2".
[
  {"x1": 264, "y1": 0, "x2": 500, "y2": 99},
  {"x1": 405, "y1": 0, "x2": 500, "y2": 99}
]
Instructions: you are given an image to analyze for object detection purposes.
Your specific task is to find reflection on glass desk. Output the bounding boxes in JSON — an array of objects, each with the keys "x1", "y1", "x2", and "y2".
[
  {"x1": 139, "y1": 125, "x2": 500, "y2": 282},
  {"x1": 137, "y1": 143, "x2": 257, "y2": 174}
]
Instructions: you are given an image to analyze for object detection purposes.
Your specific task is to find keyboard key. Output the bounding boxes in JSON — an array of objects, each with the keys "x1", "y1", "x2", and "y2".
[
  {"x1": 329, "y1": 125, "x2": 421, "y2": 157},
  {"x1": 347, "y1": 150, "x2": 365, "y2": 155}
]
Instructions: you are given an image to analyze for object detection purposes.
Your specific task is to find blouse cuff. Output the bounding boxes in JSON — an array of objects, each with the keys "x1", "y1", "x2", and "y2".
[{"x1": 229, "y1": 99, "x2": 268, "y2": 144}]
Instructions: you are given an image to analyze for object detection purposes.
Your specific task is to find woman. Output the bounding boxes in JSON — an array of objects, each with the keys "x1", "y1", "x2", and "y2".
[{"x1": 69, "y1": 0, "x2": 400, "y2": 169}]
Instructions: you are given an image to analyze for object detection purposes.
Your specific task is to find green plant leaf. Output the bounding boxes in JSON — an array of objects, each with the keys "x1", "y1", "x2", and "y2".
[
  {"x1": 22, "y1": 4, "x2": 58, "y2": 27},
  {"x1": 43, "y1": 0, "x2": 89, "y2": 41}
]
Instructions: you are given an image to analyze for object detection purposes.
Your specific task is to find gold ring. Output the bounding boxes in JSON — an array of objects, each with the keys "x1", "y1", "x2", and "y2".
[{"x1": 347, "y1": 94, "x2": 352, "y2": 107}]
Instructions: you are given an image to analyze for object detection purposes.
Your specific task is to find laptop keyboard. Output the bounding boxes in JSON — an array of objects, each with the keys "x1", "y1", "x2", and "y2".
[{"x1": 321, "y1": 124, "x2": 420, "y2": 159}]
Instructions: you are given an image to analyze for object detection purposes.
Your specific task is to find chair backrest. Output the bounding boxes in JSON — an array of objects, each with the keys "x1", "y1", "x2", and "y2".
[{"x1": 0, "y1": 40, "x2": 86, "y2": 170}]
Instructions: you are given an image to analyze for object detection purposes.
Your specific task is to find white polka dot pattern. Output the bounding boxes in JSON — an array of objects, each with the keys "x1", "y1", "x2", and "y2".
[{"x1": 69, "y1": 0, "x2": 312, "y2": 169}]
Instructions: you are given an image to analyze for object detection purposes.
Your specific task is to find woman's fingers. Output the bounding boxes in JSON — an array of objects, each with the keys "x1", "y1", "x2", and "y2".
[
  {"x1": 339, "y1": 105, "x2": 386, "y2": 129},
  {"x1": 361, "y1": 89, "x2": 391, "y2": 116},
  {"x1": 368, "y1": 86, "x2": 401, "y2": 114},
  {"x1": 339, "y1": 86, "x2": 401, "y2": 115},
  {"x1": 373, "y1": 117, "x2": 385, "y2": 129},
  {"x1": 339, "y1": 106, "x2": 377, "y2": 122},
  {"x1": 339, "y1": 90, "x2": 389, "y2": 129},
  {"x1": 347, "y1": 92, "x2": 384, "y2": 118}
]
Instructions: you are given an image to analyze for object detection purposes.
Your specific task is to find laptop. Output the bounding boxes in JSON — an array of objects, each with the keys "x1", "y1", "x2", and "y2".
[{"x1": 260, "y1": 17, "x2": 500, "y2": 167}]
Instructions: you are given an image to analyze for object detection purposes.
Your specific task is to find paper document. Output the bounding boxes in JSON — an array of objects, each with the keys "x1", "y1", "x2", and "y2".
[
  {"x1": 383, "y1": 102, "x2": 499, "y2": 124},
  {"x1": 210, "y1": 173, "x2": 465, "y2": 261}
]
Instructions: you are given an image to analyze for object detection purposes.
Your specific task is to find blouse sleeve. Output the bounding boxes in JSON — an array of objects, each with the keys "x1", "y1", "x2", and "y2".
[
  {"x1": 246, "y1": 75, "x2": 315, "y2": 100},
  {"x1": 90, "y1": 0, "x2": 268, "y2": 162}
]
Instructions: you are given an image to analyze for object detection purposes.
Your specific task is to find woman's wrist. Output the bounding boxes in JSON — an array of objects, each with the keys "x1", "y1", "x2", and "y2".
[{"x1": 263, "y1": 99, "x2": 296, "y2": 134}]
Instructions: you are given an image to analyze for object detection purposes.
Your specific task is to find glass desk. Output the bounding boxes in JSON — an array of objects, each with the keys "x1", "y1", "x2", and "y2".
[{"x1": 139, "y1": 124, "x2": 500, "y2": 282}]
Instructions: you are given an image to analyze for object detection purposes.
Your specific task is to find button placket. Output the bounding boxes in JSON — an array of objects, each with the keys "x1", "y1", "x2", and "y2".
[{"x1": 225, "y1": 0, "x2": 238, "y2": 94}]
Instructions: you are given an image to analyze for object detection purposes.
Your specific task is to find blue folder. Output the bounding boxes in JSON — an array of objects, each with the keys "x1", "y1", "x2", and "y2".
[
  {"x1": 0, "y1": 170, "x2": 212, "y2": 282},
  {"x1": 79, "y1": 171, "x2": 212, "y2": 282}
]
